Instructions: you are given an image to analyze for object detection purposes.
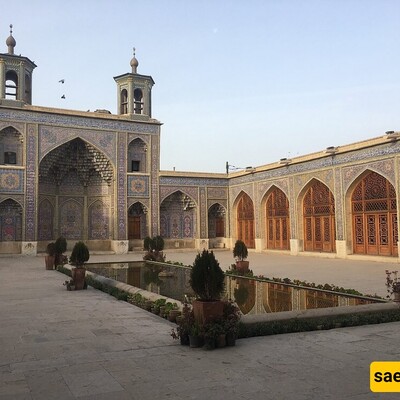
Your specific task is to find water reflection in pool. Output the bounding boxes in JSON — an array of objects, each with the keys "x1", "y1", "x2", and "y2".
[{"x1": 86, "y1": 261, "x2": 383, "y2": 315}]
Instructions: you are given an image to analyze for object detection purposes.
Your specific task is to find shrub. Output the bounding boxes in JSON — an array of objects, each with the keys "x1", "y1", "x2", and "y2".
[
  {"x1": 69, "y1": 241, "x2": 90, "y2": 267},
  {"x1": 46, "y1": 242, "x2": 56, "y2": 256},
  {"x1": 190, "y1": 250, "x2": 225, "y2": 301},
  {"x1": 233, "y1": 240, "x2": 248, "y2": 261}
]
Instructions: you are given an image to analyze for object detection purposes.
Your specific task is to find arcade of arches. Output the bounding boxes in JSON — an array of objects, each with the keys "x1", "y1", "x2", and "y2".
[{"x1": 229, "y1": 171, "x2": 398, "y2": 257}]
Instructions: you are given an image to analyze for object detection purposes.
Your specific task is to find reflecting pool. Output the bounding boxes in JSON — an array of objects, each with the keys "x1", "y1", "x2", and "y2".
[{"x1": 86, "y1": 261, "x2": 384, "y2": 315}]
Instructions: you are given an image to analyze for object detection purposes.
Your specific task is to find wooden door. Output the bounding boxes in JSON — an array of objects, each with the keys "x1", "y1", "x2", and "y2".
[
  {"x1": 303, "y1": 181, "x2": 336, "y2": 253},
  {"x1": 351, "y1": 171, "x2": 398, "y2": 256},
  {"x1": 128, "y1": 216, "x2": 141, "y2": 239}
]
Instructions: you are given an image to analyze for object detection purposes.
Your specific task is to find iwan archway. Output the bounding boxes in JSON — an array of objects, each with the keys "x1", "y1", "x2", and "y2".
[
  {"x1": 38, "y1": 138, "x2": 114, "y2": 250},
  {"x1": 159, "y1": 191, "x2": 197, "y2": 249},
  {"x1": 350, "y1": 170, "x2": 398, "y2": 257}
]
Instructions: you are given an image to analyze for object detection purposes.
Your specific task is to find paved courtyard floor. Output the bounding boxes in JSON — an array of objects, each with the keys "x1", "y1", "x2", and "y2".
[{"x1": 1, "y1": 251, "x2": 400, "y2": 399}]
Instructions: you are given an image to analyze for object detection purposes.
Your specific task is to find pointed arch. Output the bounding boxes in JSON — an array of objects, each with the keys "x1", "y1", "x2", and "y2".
[
  {"x1": 38, "y1": 199, "x2": 54, "y2": 240},
  {"x1": 263, "y1": 186, "x2": 290, "y2": 250},
  {"x1": 0, "y1": 126, "x2": 24, "y2": 165},
  {"x1": 88, "y1": 200, "x2": 109, "y2": 240},
  {"x1": 208, "y1": 202, "x2": 226, "y2": 239},
  {"x1": 39, "y1": 138, "x2": 114, "y2": 187},
  {"x1": 160, "y1": 191, "x2": 196, "y2": 239},
  {"x1": 235, "y1": 191, "x2": 255, "y2": 249},
  {"x1": 128, "y1": 202, "x2": 148, "y2": 240},
  {"x1": 127, "y1": 137, "x2": 147, "y2": 173},
  {"x1": 59, "y1": 199, "x2": 83, "y2": 240},
  {"x1": 349, "y1": 170, "x2": 397, "y2": 256},
  {"x1": 301, "y1": 179, "x2": 336, "y2": 252},
  {"x1": 0, "y1": 198, "x2": 22, "y2": 241}
]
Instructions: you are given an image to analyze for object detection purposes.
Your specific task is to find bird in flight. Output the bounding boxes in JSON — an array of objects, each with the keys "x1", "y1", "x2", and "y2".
[{"x1": 59, "y1": 79, "x2": 65, "y2": 84}]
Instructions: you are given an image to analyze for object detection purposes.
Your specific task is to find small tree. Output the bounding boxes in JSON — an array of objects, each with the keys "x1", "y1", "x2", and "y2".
[
  {"x1": 190, "y1": 250, "x2": 225, "y2": 301},
  {"x1": 143, "y1": 235, "x2": 165, "y2": 262},
  {"x1": 46, "y1": 242, "x2": 56, "y2": 256},
  {"x1": 54, "y1": 236, "x2": 67, "y2": 266},
  {"x1": 233, "y1": 240, "x2": 248, "y2": 261},
  {"x1": 69, "y1": 241, "x2": 90, "y2": 268}
]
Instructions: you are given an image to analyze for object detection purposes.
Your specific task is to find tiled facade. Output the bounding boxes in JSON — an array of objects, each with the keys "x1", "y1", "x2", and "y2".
[{"x1": 0, "y1": 34, "x2": 399, "y2": 259}]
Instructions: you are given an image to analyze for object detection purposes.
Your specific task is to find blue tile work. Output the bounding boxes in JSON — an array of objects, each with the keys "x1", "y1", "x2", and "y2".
[
  {"x1": 229, "y1": 141, "x2": 400, "y2": 186},
  {"x1": 200, "y1": 187, "x2": 206, "y2": 237},
  {"x1": 0, "y1": 109, "x2": 159, "y2": 134},
  {"x1": 334, "y1": 168, "x2": 344, "y2": 240},
  {"x1": 25, "y1": 125, "x2": 36, "y2": 241},
  {"x1": 160, "y1": 176, "x2": 228, "y2": 187},
  {"x1": 0, "y1": 169, "x2": 24, "y2": 193},
  {"x1": 160, "y1": 186, "x2": 199, "y2": 204},
  {"x1": 0, "y1": 120, "x2": 25, "y2": 135},
  {"x1": 39, "y1": 126, "x2": 116, "y2": 165},
  {"x1": 117, "y1": 133, "x2": 127, "y2": 239},
  {"x1": 127, "y1": 176, "x2": 149, "y2": 197},
  {"x1": 342, "y1": 159, "x2": 395, "y2": 192},
  {"x1": 150, "y1": 136, "x2": 160, "y2": 237}
]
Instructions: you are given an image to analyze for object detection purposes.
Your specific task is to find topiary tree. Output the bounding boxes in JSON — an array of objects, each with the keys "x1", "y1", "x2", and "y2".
[
  {"x1": 190, "y1": 250, "x2": 225, "y2": 301},
  {"x1": 54, "y1": 236, "x2": 67, "y2": 266},
  {"x1": 233, "y1": 240, "x2": 248, "y2": 261},
  {"x1": 143, "y1": 235, "x2": 165, "y2": 262},
  {"x1": 69, "y1": 241, "x2": 90, "y2": 268}
]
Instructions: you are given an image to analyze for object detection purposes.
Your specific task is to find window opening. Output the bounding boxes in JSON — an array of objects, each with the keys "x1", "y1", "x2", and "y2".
[
  {"x1": 131, "y1": 160, "x2": 140, "y2": 172},
  {"x1": 134, "y1": 89, "x2": 143, "y2": 114},
  {"x1": 4, "y1": 151, "x2": 16, "y2": 164}
]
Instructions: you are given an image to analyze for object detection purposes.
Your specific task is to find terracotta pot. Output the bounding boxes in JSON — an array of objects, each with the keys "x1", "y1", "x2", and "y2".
[
  {"x1": 45, "y1": 255, "x2": 55, "y2": 270},
  {"x1": 192, "y1": 300, "x2": 224, "y2": 325},
  {"x1": 236, "y1": 261, "x2": 249, "y2": 273},
  {"x1": 216, "y1": 334, "x2": 226, "y2": 348},
  {"x1": 394, "y1": 291, "x2": 400, "y2": 303},
  {"x1": 71, "y1": 267, "x2": 86, "y2": 290}
]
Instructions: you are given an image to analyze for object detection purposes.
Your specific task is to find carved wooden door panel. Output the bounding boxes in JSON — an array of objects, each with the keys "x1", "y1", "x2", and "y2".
[
  {"x1": 352, "y1": 172, "x2": 398, "y2": 256},
  {"x1": 128, "y1": 216, "x2": 141, "y2": 239},
  {"x1": 266, "y1": 188, "x2": 290, "y2": 250},
  {"x1": 303, "y1": 181, "x2": 335, "y2": 253}
]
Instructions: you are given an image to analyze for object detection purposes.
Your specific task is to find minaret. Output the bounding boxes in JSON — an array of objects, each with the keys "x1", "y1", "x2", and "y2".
[
  {"x1": 0, "y1": 24, "x2": 36, "y2": 105},
  {"x1": 114, "y1": 48, "x2": 155, "y2": 119}
]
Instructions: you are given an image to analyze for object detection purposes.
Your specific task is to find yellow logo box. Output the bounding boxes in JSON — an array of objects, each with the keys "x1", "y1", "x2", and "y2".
[{"x1": 370, "y1": 362, "x2": 400, "y2": 392}]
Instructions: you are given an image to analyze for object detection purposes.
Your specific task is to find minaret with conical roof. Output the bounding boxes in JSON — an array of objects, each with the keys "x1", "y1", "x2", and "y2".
[
  {"x1": 114, "y1": 48, "x2": 154, "y2": 119},
  {"x1": 0, "y1": 24, "x2": 36, "y2": 105}
]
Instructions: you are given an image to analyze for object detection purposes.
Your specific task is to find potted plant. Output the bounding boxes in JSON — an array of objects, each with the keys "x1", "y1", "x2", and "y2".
[
  {"x1": 69, "y1": 241, "x2": 90, "y2": 290},
  {"x1": 233, "y1": 240, "x2": 249, "y2": 273},
  {"x1": 143, "y1": 235, "x2": 166, "y2": 262},
  {"x1": 188, "y1": 323, "x2": 203, "y2": 348},
  {"x1": 190, "y1": 250, "x2": 225, "y2": 325},
  {"x1": 223, "y1": 300, "x2": 241, "y2": 346},
  {"x1": 54, "y1": 236, "x2": 67, "y2": 268},
  {"x1": 171, "y1": 303, "x2": 193, "y2": 345},
  {"x1": 45, "y1": 242, "x2": 56, "y2": 270}
]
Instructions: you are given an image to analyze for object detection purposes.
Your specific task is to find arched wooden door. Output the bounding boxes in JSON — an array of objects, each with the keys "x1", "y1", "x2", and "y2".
[
  {"x1": 266, "y1": 187, "x2": 290, "y2": 250},
  {"x1": 128, "y1": 203, "x2": 146, "y2": 240},
  {"x1": 237, "y1": 193, "x2": 255, "y2": 249},
  {"x1": 303, "y1": 180, "x2": 336, "y2": 252},
  {"x1": 352, "y1": 171, "x2": 398, "y2": 256}
]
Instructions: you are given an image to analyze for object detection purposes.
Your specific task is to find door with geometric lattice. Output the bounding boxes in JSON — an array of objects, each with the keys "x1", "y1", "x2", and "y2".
[
  {"x1": 266, "y1": 187, "x2": 290, "y2": 250},
  {"x1": 352, "y1": 172, "x2": 398, "y2": 256},
  {"x1": 237, "y1": 192, "x2": 255, "y2": 249},
  {"x1": 303, "y1": 180, "x2": 336, "y2": 253}
]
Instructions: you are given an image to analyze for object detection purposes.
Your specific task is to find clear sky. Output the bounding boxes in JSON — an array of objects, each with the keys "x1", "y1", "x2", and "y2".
[{"x1": 3, "y1": 1, "x2": 400, "y2": 173}]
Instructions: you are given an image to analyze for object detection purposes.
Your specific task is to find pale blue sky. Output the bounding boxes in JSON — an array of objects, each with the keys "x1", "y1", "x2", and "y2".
[{"x1": 3, "y1": 1, "x2": 400, "y2": 172}]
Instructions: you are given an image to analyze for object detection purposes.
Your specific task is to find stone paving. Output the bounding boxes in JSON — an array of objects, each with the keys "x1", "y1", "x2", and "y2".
[{"x1": 1, "y1": 252, "x2": 400, "y2": 399}]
